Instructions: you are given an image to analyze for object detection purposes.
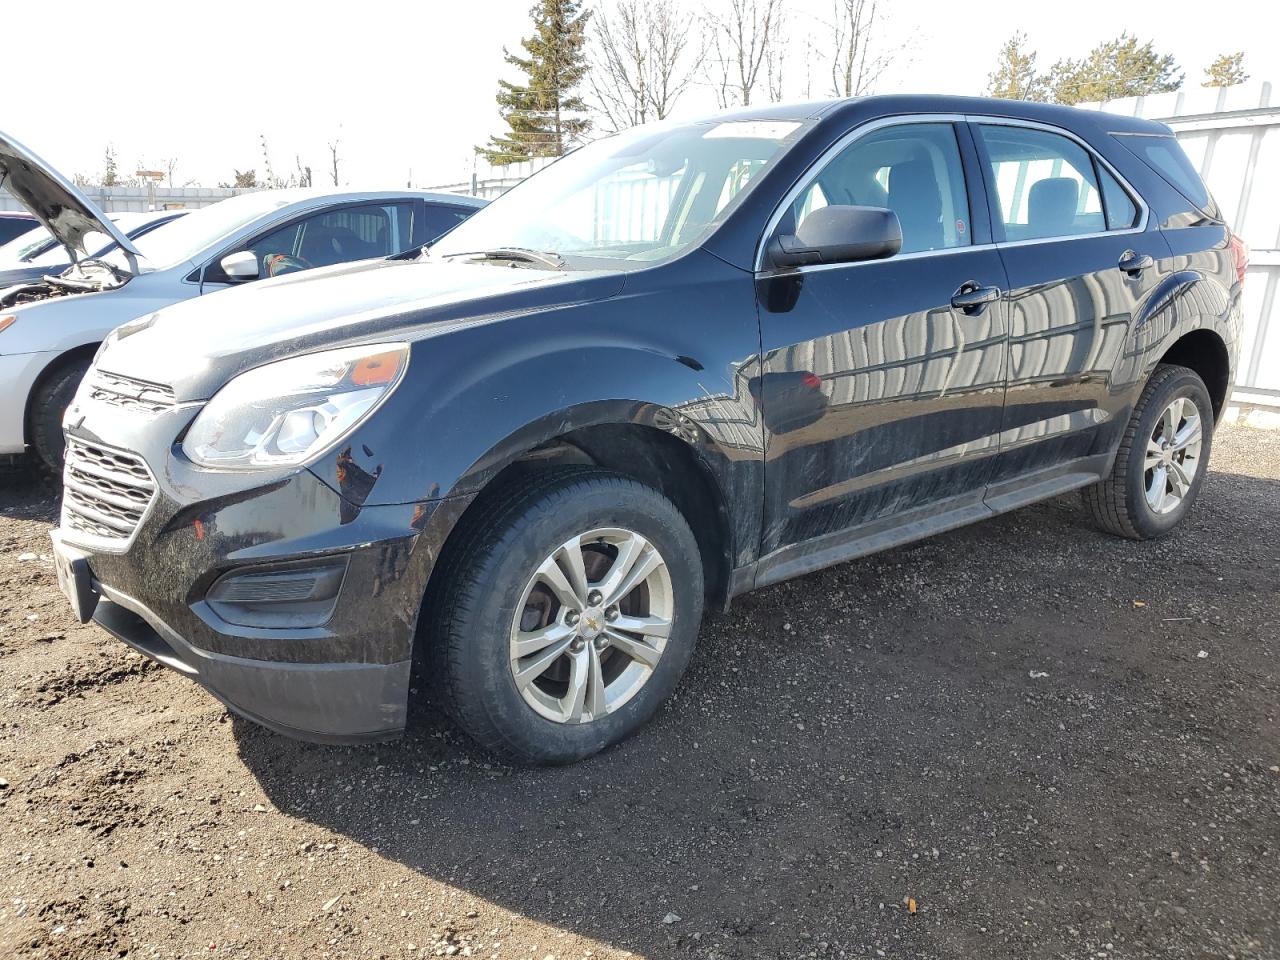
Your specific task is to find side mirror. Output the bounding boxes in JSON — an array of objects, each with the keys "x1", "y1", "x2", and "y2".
[
  {"x1": 768, "y1": 205, "x2": 902, "y2": 269},
  {"x1": 219, "y1": 251, "x2": 260, "y2": 281}
]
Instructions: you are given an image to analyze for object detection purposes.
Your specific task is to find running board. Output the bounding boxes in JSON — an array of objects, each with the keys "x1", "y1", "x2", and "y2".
[{"x1": 731, "y1": 453, "x2": 1113, "y2": 597}]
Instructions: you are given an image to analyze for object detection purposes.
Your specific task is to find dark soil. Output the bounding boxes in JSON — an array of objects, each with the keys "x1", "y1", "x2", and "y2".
[{"x1": 1, "y1": 424, "x2": 1276, "y2": 959}]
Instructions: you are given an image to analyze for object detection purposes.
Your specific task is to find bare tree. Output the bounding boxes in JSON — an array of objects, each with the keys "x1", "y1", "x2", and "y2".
[
  {"x1": 590, "y1": 0, "x2": 705, "y2": 131},
  {"x1": 764, "y1": 4, "x2": 788, "y2": 102},
  {"x1": 827, "y1": 0, "x2": 892, "y2": 97},
  {"x1": 328, "y1": 135, "x2": 341, "y2": 187},
  {"x1": 702, "y1": 0, "x2": 785, "y2": 108}
]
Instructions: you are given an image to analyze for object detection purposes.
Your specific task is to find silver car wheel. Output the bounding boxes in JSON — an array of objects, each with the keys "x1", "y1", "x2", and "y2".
[
  {"x1": 509, "y1": 527, "x2": 674, "y2": 725},
  {"x1": 1144, "y1": 396, "x2": 1203, "y2": 515}
]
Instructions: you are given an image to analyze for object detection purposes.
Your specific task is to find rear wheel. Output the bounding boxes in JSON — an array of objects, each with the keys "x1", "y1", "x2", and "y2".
[
  {"x1": 429, "y1": 467, "x2": 703, "y2": 765},
  {"x1": 1082, "y1": 364, "x2": 1214, "y2": 539},
  {"x1": 30, "y1": 357, "x2": 91, "y2": 473}
]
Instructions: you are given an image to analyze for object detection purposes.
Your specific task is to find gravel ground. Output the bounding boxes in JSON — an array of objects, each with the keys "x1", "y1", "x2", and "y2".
[{"x1": 0, "y1": 423, "x2": 1277, "y2": 960}]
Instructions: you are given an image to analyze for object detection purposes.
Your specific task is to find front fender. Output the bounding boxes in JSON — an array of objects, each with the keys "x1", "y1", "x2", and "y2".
[{"x1": 305, "y1": 252, "x2": 765, "y2": 562}]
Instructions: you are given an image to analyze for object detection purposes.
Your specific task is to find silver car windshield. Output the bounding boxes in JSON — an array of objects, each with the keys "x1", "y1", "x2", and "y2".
[
  {"x1": 103, "y1": 192, "x2": 295, "y2": 271},
  {"x1": 430, "y1": 118, "x2": 810, "y2": 269}
]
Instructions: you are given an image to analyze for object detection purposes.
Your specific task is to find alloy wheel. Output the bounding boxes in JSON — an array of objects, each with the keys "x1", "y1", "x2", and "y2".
[
  {"x1": 509, "y1": 527, "x2": 674, "y2": 724},
  {"x1": 1144, "y1": 396, "x2": 1203, "y2": 515}
]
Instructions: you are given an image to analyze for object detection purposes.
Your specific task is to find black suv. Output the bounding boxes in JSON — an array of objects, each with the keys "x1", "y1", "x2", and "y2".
[{"x1": 50, "y1": 96, "x2": 1244, "y2": 764}]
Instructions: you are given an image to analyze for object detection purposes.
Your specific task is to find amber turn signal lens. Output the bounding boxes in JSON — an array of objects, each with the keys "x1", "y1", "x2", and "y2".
[
  {"x1": 0, "y1": 315, "x2": 17, "y2": 335},
  {"x1": 350, "y1": 350, "x2": 403, "y2": 386}
]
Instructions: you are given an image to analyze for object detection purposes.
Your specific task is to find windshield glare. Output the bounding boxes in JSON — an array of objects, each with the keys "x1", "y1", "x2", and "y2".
[
  {"x1": 431, "y1": 119, "x2": 809, "y2": 268},
  {"x1": 107, "y1": 192, "x2": 294, "y2": 271}
]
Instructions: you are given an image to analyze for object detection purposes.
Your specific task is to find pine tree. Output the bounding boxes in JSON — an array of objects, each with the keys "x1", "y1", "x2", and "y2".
[
  {"x1": 1048, "y1": 33, "x2": 1182, "y2": 105},
  {"x1": 986, "y1": 32, "x2": 1048, "y2": 102},
  {"x1": 1203, "y1": 52, "x2": 1248, "y2": 88},
  {"x1": 478, "y1": 0, "x2": 593, "y2": 165}
]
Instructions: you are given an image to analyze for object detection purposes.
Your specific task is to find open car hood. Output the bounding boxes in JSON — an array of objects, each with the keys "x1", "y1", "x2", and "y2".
[{"x1": 0, "y1": 130, "x2": 141, "y2": 267}]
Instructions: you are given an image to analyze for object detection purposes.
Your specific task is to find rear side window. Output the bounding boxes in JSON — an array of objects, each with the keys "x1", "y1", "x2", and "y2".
[
  {"x1": 1114, "y1": 134, "x2": 1219, "y2": 218},
  {"x1": 1099, "y1": 167, "x2": 1139, "y2": 229},
  {"x1": 977, "y1": 124, "x2": 1108, "y2": 241},
  {"x1": 421, "y1": 203, "x2": 476, "y2": 242}
]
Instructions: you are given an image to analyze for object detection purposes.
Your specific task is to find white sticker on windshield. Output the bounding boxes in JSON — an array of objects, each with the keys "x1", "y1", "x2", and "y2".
[{"x1": 702, "y1": 121, "x2": 802, "y2": 140}]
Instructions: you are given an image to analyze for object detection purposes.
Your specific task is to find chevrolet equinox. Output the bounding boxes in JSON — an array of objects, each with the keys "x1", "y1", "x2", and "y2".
[{"x1": 48, "y1": 96, "x2": 1245, "y2": 764}]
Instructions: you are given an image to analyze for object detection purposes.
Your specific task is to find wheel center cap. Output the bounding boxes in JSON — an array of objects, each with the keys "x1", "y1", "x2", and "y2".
[{"x1": 578, "y1": 606, "x2": 606, "y2": 640}]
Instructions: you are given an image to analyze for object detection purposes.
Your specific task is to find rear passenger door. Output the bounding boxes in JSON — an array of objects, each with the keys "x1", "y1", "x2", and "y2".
[
  {"x1": 971, "y1": 120, "x2": 1169, "y2": 497},
  {"x1": 757, "y1": 119, "x2": 1010, "y2": 560}
]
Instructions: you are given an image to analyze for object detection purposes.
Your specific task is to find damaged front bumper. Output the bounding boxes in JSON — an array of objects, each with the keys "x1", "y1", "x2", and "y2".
[{"x1": 48, "y1": 383, "x2": 463, "y2": 743}]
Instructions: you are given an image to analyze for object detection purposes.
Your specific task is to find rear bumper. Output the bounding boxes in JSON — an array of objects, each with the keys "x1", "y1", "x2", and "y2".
[{"x1": 91, "y1": 581, "x2": 411, "y2": 743}]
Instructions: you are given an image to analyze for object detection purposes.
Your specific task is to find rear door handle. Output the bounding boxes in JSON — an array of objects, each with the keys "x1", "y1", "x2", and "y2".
[
  {"x1": 950, "y1": 282, "x2": 1001, "y2": 314},
  {"x1": 1118, "y1": 250, "x2": 1154, "y2": 276}
]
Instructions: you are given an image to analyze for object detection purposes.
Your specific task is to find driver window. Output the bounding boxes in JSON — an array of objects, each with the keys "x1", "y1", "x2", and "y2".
[
  {"x1": 206, "y1": 203, "x2": 413, "y2": 283},
  {"x1": 790, "y1": 123, "x2": 971, "y2": 255}
]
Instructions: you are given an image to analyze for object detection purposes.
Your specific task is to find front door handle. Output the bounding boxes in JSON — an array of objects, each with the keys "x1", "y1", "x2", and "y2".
[
  {"x1": 1118, "y1": 250, "x2": 1154, "y2": 276},
  {"x1": 950, "y1": 282, "x2": 1001, "y2": 315}
]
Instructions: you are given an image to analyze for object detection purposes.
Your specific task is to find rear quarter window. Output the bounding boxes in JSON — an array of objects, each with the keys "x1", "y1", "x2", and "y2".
[{"x1": 1115, "y1": 134, "x2": 1220, "y2": 219}]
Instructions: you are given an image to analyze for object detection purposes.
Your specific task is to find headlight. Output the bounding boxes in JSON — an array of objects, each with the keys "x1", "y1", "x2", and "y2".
[{"x1": 182, "y1": 343, "x2": 409, "y2": 469}]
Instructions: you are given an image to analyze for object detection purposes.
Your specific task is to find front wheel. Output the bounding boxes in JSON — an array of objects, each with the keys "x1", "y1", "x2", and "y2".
[
  {"x1": 1082, "y1": 363, "x2": 1214, "y2": 539},
  {"x1": 429, "y1": 467, "x2": 704, "y2": 765},
  {"x1": 30, "y1": 357, "x2": 91, "y2": 473}
]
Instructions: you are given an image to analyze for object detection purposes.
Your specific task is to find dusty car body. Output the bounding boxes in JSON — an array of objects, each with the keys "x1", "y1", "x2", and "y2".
[{"x1": 46, "y1": 96, "x2": 1243, "y2": 764}]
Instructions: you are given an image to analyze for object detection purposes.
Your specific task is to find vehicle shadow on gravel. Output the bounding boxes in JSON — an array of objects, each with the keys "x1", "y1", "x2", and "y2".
[{"x1": 233, "y1": 465, "x2": 1280, "y2": 959}]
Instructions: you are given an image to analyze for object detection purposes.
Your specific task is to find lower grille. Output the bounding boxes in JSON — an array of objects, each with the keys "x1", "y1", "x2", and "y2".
[{"x1": 61, "y1": 439, "x2": 156, "y2": 542}]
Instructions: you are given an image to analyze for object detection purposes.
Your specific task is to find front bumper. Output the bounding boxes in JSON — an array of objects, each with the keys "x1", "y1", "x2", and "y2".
[
  {"x1": 50, "y1": 393, "x2": 466, "y2": 743},
  {"x1": 91, "y1": 581, "x2": 411, "y2": 742}
]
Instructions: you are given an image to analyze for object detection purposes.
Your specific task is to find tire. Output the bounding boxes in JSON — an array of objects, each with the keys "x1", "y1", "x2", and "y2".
[
  {"x1": 29, "y1": 357, "x2": 91, "y2": 473},
  {"x1": 429, "y1": 466, "x2": 703, "y2": 765},
  {"x1": 1082, "y1": 363, "x2": 1214, "y2": 540}
]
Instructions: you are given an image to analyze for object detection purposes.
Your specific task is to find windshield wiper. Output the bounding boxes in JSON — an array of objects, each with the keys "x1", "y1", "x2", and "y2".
[{"x1": 441, "y1": 247, "x2": 565, "y2": 270}]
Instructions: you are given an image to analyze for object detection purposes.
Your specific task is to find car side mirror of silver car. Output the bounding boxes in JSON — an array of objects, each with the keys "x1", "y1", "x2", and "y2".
[
  {"x1": 219, "y1": 251, "x2": 260, "y2": 281},
  {"x1": 768, "y1": 205, "x2": 903, "y2": 269}
]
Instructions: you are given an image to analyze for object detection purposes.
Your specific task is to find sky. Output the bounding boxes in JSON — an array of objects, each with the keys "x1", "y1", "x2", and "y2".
[{"x1": 3, "y1": 0, "x2": 1276, "y2": 193}]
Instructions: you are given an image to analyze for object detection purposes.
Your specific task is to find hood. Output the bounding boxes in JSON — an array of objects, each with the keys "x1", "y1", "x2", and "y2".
[
  {"x1": 0, "y1": 130, "x2": 142, "y2": 266},
  {"x1": 98, "y1": 256, "x2": 626, "y2": 400}
]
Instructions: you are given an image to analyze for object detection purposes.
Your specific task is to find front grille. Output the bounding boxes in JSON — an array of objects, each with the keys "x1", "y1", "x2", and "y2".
[
  {"x1": 61, "y1": 439, "x2": 156, "y2": 542},
  {"x1": 88, "y1": 370, "x2": 176, "y2": 414}
]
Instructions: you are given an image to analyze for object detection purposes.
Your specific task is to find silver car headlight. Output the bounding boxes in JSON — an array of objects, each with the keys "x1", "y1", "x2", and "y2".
[{"x1": 182, "y1": 343, "x2": 409, "y2": 469}]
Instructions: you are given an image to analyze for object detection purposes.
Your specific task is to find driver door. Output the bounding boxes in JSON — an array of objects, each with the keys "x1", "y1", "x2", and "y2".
[{"x1": 756, "y1": 120, "x2": 1010, "y2": 567}]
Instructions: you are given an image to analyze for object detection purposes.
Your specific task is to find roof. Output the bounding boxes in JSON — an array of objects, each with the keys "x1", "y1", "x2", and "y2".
[
  {"x1": 234, "y1": 188, "x2": 485, "y2": 208},
  {"x1": 686, "y1": 94, "x2": 1173, "y2": 136}
]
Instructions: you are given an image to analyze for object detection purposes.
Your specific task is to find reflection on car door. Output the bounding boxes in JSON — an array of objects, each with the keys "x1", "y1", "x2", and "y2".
[
  {"x1": 755, "y1": 120, "x2": 1009, "y2": 579},
  {"x1": 972, "y1": 120, "x2": 1171, "y2": 502}
]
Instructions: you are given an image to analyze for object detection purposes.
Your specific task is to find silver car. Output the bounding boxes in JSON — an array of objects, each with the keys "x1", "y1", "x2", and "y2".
[
  {"x1": 0, "y1": 131, "x2": 486, "y2": 469},
  {"x1": 0, "y1": 209, "x2": 189, "y2": 287}
]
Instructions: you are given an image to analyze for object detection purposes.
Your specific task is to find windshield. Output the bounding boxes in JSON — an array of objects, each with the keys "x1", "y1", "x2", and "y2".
[
  {"x1": 431, "y1": 118, "x2": 810, "y2": 268},
  {"x1": 106, "y1": 192, "x2": 295, "y2": 271},
  {"x1": 0, "y1": 224, "x2": 56, "y2": 263}
]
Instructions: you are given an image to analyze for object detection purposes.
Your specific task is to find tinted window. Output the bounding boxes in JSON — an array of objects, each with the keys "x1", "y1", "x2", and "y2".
[
  {"x1": 789, "y1": 122, "x2": 971, "y2": 255},
  {"x1": 421, "y1": 203, "x2": 476, "y2": 242},
  {"x1": 1115, "y1": 134, "x2": 1216, "y2": 215},
  {"x1": 1099, "y1": 166, "x2": 1139, "y2": 230},
  {"x1": 978, "y1": 124, "x2": 1109, "y2": 241}
]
